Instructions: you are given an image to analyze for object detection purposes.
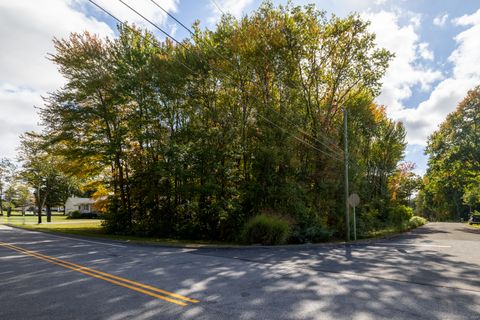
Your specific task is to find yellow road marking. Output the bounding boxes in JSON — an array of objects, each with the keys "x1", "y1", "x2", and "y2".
[
  {"x1": 0, "y1": 241, "x2": 199, "y2": 306},
  {"x1": 1, "y1": 241, "x2": 199, "y2": 304}
]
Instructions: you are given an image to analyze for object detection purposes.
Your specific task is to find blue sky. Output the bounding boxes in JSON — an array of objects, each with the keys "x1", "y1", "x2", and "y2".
[{"x1": 1, "y1": 0, "x2": 480, "y2": 175}]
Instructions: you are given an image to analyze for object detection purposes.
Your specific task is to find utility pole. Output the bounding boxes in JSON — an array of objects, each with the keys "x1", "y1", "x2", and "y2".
[{"x1": 343, "y1": 106, "x2": 350, "y2": 241}]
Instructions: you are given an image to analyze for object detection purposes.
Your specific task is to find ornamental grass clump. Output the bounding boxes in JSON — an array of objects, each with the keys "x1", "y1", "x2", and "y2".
[
  {"x1": 243, "y1": 214, "x2": 291, "y2": 245},
  {"x1": 408, "y1": 216, "x2": 427, "y2": 228}
]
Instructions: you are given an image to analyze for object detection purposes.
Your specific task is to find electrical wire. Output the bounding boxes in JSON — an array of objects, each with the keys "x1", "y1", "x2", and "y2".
[
  {"x1": 86, "y1": 0, "x2": 196, "y2": 74},
  {"x1": 87, "y1": 0, "x2": 346, "y2": 164},
  {"x1": 211, "y1": 0, "x2": 227, "y2": 16},
  {"x1": 149, "y1": 0, "x2": 345, "y2": 158}
]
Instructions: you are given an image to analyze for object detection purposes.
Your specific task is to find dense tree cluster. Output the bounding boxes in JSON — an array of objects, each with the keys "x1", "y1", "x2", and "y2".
[
  {"x1": 0, "y1": 158, "x2": 16, "y2": 215},
  {"x1": 36, "y1": 3, "x2": 409, "y2": 241},
  {"x1": 418, "y1": 86, "x2": 480, "y2": 220},
  {"x1": 18, "y1": 132, "x2": 79, "y2": 222}
]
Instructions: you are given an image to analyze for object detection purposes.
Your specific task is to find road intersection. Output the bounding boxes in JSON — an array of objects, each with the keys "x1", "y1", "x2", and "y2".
[{"x1": 1, "y1": 223, "x2": 479, "y2": 319}]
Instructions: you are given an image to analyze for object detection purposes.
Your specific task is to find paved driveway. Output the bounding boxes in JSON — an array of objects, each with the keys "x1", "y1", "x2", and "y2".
[{"x1": 0, "y1": 222, "x2": 479, "y2": 319}]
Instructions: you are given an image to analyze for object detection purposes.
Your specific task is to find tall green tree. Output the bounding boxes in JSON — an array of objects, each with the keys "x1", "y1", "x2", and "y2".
[
  {"x1": 0, "y1": 158, "x2": 15, "y2": 216},
  {"x1": 18, "y1": 132, "x2": 74, "y2": 223},
  {"x1": 388, "y1": 162, "x2": 421, "y2": 206},
  {"x1": 38, "y1": 2, "x2": 406, "y2": 240},
  {"x1": 14, "y1": 184, "x2": 32, "y2": 215},
  {"x1": 422, "y1": 85, "x2": 480, "y2": 220},
  {"x1": 463, "y1": 175, "x2": 480, "y2": 213}
]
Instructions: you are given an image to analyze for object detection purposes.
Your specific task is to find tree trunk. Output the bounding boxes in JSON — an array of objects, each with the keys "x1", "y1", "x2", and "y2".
[
  {"x1": 37, "y1": 204, "x2": 42, "y2": 224},
  {"x1": 46, "y1": 205, "x2": 52, "y2": 223},
  {"x1": 36, "y1": 186, "x2": 42, "y2": 224},
  {"x1": 115, "y1": 153, "x2": 130, "y2": 227}
]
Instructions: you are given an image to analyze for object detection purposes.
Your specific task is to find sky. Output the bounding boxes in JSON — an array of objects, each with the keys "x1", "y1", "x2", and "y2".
[{"x1": 1, "y1": 0, "x2": 480, "y2": 175}]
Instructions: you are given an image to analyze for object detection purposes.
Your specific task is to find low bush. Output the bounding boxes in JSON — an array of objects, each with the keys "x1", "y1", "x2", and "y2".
[
  {"x1": 408, "y1": 215, "x2": 427, "y2": 228},
  {"x1": 67, "y1": 210, "x2": 100, "y2": 219},
  {"x1": 67, "y1": 210, "x2": 82, "y2": 219},
  {"x1": 388, "y1": 205, "x2": 414, "y2": 225},
  {"x1": 243, "y1": 214, "x2": 291, "y2": 245},
  {"x1": 291, "y1": 225, "x2": 333, "y2": 243},
  {"x1": 357, "y1": 208, "x2": 382, "y2": 237}
]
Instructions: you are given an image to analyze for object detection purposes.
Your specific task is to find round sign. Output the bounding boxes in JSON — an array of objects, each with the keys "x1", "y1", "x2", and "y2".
[{"x1": 348, "y1": 193, "x2": 360, "y2": 207}]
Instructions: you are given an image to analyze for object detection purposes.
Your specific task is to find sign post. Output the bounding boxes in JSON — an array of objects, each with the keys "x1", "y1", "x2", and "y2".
[{"x1": 348, "y1": 193, "x2": 360, "y2": 241}]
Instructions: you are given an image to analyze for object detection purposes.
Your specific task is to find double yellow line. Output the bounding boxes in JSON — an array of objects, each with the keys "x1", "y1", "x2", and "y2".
[{"x1": 0, "y1": 241, "x2": 199, "y2": 307}]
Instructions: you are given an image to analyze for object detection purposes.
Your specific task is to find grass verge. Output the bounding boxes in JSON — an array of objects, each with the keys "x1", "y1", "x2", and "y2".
[
  {"x1": 361, "y1": 227, "x2": 407, "y2": 239},
  {"x1": 1, "y1": 214, "x2": 236, "y2": 247},
  {"x1": 1, "y1": 214, "x2": 428, "y2": 247},
  {"x1": 361, "y1": 216, "x2": 427, "y2": 239},
  {"x1": 1, "y1": 214, "x2": 101, "y2": 227},
  {"x1": 2, "y1": 214, "x2": 106, "y2": 239}
]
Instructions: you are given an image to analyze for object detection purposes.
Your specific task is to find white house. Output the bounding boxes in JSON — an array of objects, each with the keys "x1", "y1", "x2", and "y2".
[{"x1": 65, "y1": 197, "x2": 96, "y2": 213}]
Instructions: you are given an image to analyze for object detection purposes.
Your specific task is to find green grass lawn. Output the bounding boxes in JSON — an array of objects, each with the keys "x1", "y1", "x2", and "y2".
[
  {"x1": 362, "y1": 226, "x2": 405, "y2": 238},
  {"x1": 1, "y1": 213, "x2": 103, "y2": 234},
  {"x1": 0, "y1": 213, "x2": 232, "y2": 247},
  {"x1": 1, "y1": 212, "x2": 430, "y2": 247}
]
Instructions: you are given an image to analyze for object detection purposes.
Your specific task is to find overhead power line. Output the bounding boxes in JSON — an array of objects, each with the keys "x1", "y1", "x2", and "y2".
[
  {"x1": 149, "y1": 0, "x2": 194, "y2": 37},
  {"x1": 149, "y1": 0, "x2": 344, "y2": 158},
  {"x1": 117, "y1": 0, "x2": 184, "y2": 48},
  {"x1": 86, "y1": 0, "x2": 195, "y2": 74},
  {"x1": 211, "y1": 0, "x2": 227, "y2": 16},
  {"x1": 146, "y1": 0, "x2": 344, "y2": 161},
  {"x1": 87, "y1": 0, "x2": 346, "y2": 164}
]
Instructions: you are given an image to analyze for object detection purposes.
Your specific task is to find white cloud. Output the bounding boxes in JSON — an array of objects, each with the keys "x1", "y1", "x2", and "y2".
[
  {"x1": 450, "y1": 14, "x2": 480, "y2": 79},
  {"x1": 0, "y1": 0, "x2": 113, "y2": 92},
  {"x1": 396, "y1": 78, "x2": 478, "y2": 145},
  {"x1": 453, "y1": 9, "x2": 480, "y2": 26},
  {"x1": 363, "y1": 11, "x2": 442, "y2": 118},
  {"x1": 0, "y1": 86, "x2": 43, "y2": 159},
  {"x1": 409, "y1": 12, "x2": 422, "y2": 28},
  {"x1": 390, "y1": 8, "x2": 480, "y2": 145},
  {"x1": 0, "y1": 0, "x2": 115, "y2": 160},
  {"x1": 169, "y1": 22, "x2": 178, "y2": 37},
  {"x1": 0, "y1": 0, "x2": 179, "y2": 160},
  {"x1": 433, "y1": 13, "x2": 448, "y2": 27},
  {"x1": 85, "y1": 0, "x2": 177, "y2": 32},
  {"x1": 418, "y1": 42, "x2": 434, "y2": 61},
  {"x1": 207, "y1": 0, "x2": 254, "y2": 25}
]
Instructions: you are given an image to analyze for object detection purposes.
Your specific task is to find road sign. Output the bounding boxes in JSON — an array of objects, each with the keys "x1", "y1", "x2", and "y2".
[
  {"x1": 348, "y1": 193, "x2": 360, "y2": 241},
  {"x1": 348, "y1": 193, "x2": 360, "y2": 207}
]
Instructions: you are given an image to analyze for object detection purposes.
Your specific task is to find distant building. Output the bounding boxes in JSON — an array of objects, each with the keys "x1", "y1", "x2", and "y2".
[{"x1": 65, "y1": 197, "x2": 96, "y2": 214}]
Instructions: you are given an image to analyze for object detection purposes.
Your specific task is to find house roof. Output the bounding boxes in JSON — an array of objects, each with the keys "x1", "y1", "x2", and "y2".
[{"x1": 68, "y1": 197, "x2": 96, "y2": 205}]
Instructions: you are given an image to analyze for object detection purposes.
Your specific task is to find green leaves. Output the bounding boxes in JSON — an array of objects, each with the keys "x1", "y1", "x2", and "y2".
[
  {"x1": 37, "y1": 3, "x2": 404, "y2": 240},
  {"x1": 18, "y1": 132, "x2": 78, "y2": 222},
  {"x1": 422, "y1": 85, "x2": 480, "y2": 219}
]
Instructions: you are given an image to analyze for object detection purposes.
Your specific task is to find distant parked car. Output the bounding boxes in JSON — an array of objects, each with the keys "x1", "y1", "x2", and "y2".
[{"x1": 468, "y1": 215, "x2": 480, "y2": 225}]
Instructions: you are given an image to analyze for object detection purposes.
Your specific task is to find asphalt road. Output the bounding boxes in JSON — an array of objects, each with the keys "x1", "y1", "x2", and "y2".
[{"x1": 0, "y1": 222, "x2": 479, "y2": 320}]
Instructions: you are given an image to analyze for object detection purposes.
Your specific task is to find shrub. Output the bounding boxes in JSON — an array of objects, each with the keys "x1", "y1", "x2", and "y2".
[
  {"x1": 388, "y1": 205, "x2": 414, "y2": 225},
  {"x1": 243, "y1": 214, "x2": 290, "y2": 245},
  {"x1": 357, "y1": 208, "x2": 382, "y2": 236},
  {"x1": 408, "y1": 215, "x2": 427, "y2": 228},
  {"x1": 81, "y1": 212, "x2": 100, "y2": 219},
  {"x1": 67, "y1": 210, "x2": 100, "y2": 219},
  {"x1": 67, "y1": 210, "x2": 82, "y2": 219},
  {"x1": 291, "y1": 225, "x2": 333, "y2": 243}
]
